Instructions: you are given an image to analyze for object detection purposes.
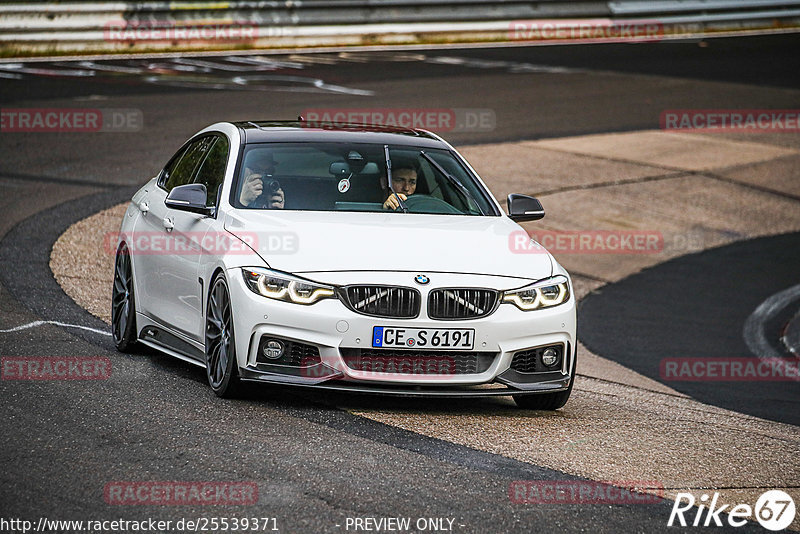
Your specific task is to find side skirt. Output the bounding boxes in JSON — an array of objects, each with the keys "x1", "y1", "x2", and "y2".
[{"x1": 138, "y1": 323, "x2": 206, "y2": 368}]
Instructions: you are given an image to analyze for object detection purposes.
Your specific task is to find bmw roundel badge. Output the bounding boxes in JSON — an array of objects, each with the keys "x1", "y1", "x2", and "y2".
[{"x1": 414, "y1": 274, "x2": 430, "y2": 285}]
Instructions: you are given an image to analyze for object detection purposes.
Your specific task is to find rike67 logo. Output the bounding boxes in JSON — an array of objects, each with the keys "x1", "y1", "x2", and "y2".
[{"x1": 668, "y1": 490, "x2": 795, "y2": 531}]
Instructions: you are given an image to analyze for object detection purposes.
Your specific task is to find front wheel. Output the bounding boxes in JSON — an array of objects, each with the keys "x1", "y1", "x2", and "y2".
[
  {"x1": 513, "y1": 348, "x2": 576, "y2": 410},
  {"x1": 205, "y1": 273, "x2": 242, "y2": 398},
  {"x1": 111, "y1": 243, "x2": 137, "y2": 352}
]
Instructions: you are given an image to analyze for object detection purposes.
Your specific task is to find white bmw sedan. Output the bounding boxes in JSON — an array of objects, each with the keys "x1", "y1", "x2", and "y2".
[{"x1": 112, "y1": 120, "x2": 577, "y2": 409}]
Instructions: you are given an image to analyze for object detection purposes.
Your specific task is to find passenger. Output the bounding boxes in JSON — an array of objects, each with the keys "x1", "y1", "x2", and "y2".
[{"x1": 239, "y1": 150, "x2": 285, "y2": 209}]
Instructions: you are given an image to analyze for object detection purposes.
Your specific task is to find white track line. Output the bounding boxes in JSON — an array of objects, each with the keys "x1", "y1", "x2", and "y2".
[{"x1": 0, "y1": 320, "x2": 111, "y2": 336}]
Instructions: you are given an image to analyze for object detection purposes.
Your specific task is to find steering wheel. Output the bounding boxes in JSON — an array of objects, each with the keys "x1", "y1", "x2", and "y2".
[{"x1": 402, "y1": 194, "x2": 463, "y2": 214}]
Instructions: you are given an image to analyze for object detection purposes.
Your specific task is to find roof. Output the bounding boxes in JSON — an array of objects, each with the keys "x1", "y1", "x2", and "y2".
[{"x1": 232, "y1": 120, "x2": 448, "y2": 148}]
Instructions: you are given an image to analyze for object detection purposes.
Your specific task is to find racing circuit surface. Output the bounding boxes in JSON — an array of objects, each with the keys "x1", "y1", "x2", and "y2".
[{"x1": 1, "y1": 34, "x2": 800, "y2": 533}]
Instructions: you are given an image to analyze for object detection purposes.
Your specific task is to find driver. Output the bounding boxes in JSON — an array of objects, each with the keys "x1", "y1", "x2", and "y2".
[
  {"x1": 381, "y1": 162, "x2": 418, "y2": 210},
  {"x1": 239, "y1": 150, "x2": 285, "y2": 209}
]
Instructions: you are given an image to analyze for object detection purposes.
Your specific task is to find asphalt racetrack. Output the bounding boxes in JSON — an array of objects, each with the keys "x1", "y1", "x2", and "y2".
[{"x1": 1, "y1": 33, "x2": 799, "y2": 533}]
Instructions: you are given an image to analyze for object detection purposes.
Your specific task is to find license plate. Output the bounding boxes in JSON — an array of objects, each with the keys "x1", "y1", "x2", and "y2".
[{"x1": 372, "y1": 327, "x2": 475, "y2": 350}]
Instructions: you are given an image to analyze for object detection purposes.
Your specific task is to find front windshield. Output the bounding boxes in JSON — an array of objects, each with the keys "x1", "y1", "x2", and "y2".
[{"x1": 232, "y1": 142, "x2": 498, "y2": 215}]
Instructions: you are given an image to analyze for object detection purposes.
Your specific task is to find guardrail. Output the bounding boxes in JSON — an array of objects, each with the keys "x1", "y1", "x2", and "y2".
[{"x1": 1, "y1": 0, "x2": 799, "y2": 55}]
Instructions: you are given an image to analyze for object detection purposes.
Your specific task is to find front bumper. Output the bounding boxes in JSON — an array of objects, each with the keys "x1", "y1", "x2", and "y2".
[{"x1": 228, "y1": 268, "x2": 577, "y2": 396}]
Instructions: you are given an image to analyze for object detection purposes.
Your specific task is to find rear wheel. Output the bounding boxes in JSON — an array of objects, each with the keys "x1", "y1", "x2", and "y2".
[
  {"x1": 205, "y1": 272, "x2": 242, "y2": 398},
  {"x1": 513, "y1": 348, "x2": 576, "y2": 410},
  {"x1": 111, "y1": 243, "x2": 137, "y2": 352}
]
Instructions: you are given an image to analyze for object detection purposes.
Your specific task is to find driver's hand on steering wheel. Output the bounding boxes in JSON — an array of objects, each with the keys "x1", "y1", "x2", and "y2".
[{"x1": 383, "y1": 193, "x2": 408, "y2": 211}]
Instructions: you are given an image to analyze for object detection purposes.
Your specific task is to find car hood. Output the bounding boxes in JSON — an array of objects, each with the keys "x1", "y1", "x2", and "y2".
[{"x1": 224, "y1": 210, "x2": 553, "y2": 281}]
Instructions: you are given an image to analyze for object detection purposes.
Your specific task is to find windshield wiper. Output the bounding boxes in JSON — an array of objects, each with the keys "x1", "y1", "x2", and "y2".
[
  {"x1": 384, "y1": 144, "x2": 408, "y2": 213},
  {"x1": 419, "y1": 151, "x2": 484, "y2": 215}
]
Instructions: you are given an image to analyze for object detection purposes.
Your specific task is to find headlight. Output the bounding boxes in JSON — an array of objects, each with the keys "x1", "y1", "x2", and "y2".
[
  {"x1": 502, "y1": 275, "x2": 570, "y2": 311},
  {"x1": 242, "y1": 268, "x2": 335, "y2": 305}
]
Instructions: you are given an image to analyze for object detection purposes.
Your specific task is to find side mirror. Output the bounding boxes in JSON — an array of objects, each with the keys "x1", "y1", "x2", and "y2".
[
  {"x1": 165, "y1": 184, "x2": 213, "y2": 216},
  {"x1": 507, "y1": 194, "x2": 545, "y2": 222}
]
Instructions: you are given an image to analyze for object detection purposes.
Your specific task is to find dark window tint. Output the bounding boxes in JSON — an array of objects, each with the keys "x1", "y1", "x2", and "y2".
[
  {"x1": 160, "y1": 145, "x2": 188, "y2": 189},
  {"x1": 193, "y1": 136, "x2": 229, "y2": 207},
  {"x1": 232, "y1": 143, "x2": 497, "y2": 215},
  {"x1": 163, "y1": 137, "x2": 215, "y2": 192}
]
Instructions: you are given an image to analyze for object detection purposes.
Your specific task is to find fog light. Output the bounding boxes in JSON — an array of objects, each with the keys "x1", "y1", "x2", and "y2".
[
  {"x1": 541, "y1": 347, "x2": 559, "y2": 367},
  {"x1": 263, "y1": 339, "x2": 285, "y2": 360}
]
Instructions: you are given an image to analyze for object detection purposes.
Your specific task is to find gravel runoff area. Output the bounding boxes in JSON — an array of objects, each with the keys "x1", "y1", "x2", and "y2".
[{"x1": 51, "y1": 129, "x2": 800, "y2": 530}]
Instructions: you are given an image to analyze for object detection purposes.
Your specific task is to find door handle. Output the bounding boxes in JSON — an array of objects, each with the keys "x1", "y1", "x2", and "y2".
[{"x1": 162, "y1": 217, "x2": 174, "y2": 232}]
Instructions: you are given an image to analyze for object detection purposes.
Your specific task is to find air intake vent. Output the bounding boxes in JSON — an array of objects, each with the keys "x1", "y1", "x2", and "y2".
[
  {"x1": 341, "y1": 349, "x2": 496, "y2": 375},
  {"x1": 256, "y1": 337, "x2": 321, "y2": 366},
  {"x1": 510, "y1": 344, "x2": 565, "y2": 374}
]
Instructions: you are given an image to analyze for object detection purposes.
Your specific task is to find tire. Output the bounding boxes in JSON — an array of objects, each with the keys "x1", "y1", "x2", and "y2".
[
  {"x1": 513, "y1": 347, "x2": 577, "y2": 410},
  {"x1": 111, "y1": 243, "x2": 138, "y2": 352},
  {"x1": 205, "y1": 272, "x2": 242, "y2": 398}
]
